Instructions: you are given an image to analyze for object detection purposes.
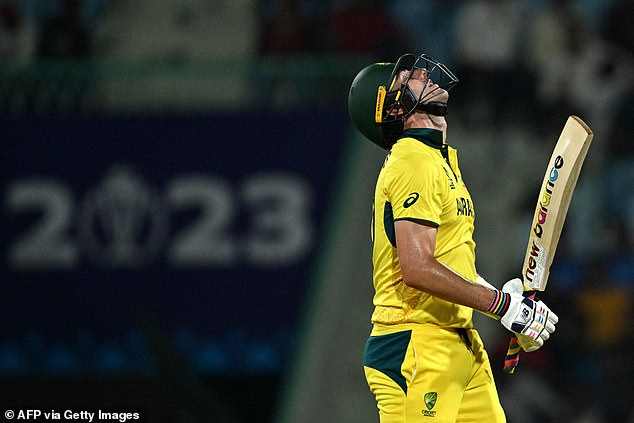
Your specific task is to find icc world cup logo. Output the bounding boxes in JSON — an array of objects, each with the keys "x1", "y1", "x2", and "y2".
[{"x1": 78, "y1": 165, "x2": 168, "y2": 266}]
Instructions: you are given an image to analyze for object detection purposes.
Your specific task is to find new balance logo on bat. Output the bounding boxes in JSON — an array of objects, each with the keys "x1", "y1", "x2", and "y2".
[
  {"x1": 532, "y1": 155, "x2": 564, "y2": 238},
  {"x1": 524, "y1": 240, "x2": 542, "y2": 286}
]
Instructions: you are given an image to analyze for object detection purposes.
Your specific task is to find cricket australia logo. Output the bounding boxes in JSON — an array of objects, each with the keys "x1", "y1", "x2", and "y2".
[{"x1": 422, "y1": 392, "x2": 438, "y2": 417}]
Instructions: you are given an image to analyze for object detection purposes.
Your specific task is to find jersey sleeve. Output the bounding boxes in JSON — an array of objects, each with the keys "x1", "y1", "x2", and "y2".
[{"x1": 384, "y1": 151, "x2": 442, "y2": 227}]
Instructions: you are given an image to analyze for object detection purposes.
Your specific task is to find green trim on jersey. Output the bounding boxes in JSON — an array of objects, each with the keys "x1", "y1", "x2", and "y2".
[
  {"x1": 383, "y1": 202, "x2": 396, "y2": 247},
  {"x1": 384, "y1": 198, "x2": 442, "y2": 247},
  {"x1": 402, "y1": 128, "x2": 444, "y2": 148},
  {"x1": 394, "y1": 217, "x2": 440, "y2": 227}
]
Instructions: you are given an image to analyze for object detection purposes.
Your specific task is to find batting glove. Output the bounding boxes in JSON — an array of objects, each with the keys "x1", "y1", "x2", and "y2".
[{"x1": 496, "y1": 278, "x2": 559, "y2": 350}]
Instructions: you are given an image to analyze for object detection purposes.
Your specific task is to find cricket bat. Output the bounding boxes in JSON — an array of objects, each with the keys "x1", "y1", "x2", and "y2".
[{"x1": 503, "y1": 115, "x2": 593, "y2": 374}]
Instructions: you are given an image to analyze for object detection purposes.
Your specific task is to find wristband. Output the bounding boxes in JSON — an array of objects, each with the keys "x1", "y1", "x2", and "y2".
[{"x1": 487, "y1": 290, "x2": 511, "y2": 317}]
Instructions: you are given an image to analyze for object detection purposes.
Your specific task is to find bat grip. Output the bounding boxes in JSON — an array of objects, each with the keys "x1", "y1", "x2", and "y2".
[{"x1": 502, "y1": 289, "x2": 536, "y2": 374}]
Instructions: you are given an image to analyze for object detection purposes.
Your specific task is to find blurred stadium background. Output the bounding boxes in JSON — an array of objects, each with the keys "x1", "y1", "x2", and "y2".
[{"x1": 1, "y1": 0, "x2": 632, "y2": 422}]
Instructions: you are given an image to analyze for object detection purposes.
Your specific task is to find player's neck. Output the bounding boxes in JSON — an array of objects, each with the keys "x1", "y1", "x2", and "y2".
[{"x1": 405, "y1": 112, "x2": 447, "y2": 143}]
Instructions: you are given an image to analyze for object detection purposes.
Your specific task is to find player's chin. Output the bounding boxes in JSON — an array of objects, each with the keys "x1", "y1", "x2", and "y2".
[
  {"x1": 425, "y1": 89, "x2": 449, "y2": 104},
  {"x1": 436, "y1": 91, "x2": 449, "y2": 103}
]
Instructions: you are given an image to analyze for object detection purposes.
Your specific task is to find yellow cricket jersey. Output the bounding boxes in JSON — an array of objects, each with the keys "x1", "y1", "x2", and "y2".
[{"x1": 371, "y1": 128, "x2": 476, "y2": 328}]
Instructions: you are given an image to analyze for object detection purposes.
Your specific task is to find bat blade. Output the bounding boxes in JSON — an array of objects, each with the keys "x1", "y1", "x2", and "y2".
[
  {"x1": 504, "y1": 116, "x2": 593, "y2": 374},
  {"x1": 522, "y1": 116, "x2": 593, "y2": 291}
]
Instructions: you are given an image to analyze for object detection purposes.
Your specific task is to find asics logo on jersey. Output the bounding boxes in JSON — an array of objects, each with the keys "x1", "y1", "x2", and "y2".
[{"x1": 404, "y1": 192, "x2": 420, "y2": 208}]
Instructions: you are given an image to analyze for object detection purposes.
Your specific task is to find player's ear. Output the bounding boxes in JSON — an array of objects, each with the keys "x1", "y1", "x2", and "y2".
[{"x1": 389, "y1": 70, "x2": 408, "y2": 91}]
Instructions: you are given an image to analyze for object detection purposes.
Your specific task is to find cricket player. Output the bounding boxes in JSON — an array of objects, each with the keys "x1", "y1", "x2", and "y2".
[{"x1": 347, "y1": 54, "x2": 559, "y2": 422}]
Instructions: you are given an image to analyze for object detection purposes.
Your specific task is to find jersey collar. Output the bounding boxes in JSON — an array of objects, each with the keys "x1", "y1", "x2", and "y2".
[{"x1": 401, "y1": 128, "x2": 444, "y2": 149}]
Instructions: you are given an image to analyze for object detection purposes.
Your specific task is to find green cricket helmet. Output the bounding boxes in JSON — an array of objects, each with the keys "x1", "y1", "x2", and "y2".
[
  {"x1": 348, "y1": 62, "x2": 395, "y2": 149},
  {"x1": 348, "y1": 53, "x2": 459, "y2": 150}
]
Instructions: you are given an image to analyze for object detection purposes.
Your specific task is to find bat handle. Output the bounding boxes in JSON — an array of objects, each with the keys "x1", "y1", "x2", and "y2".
[
  {"x1": 502, "y1": 289, "x2": 536, "y2": 374},
  {"x1": 503, "y1": 335, "x2": 521, "y2": 374}
]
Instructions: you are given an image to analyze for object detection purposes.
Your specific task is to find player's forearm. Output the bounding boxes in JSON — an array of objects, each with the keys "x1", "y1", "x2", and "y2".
[
  {"x1": 394, "y1": 220, "x2": 500, "y2": 314},
  {"x1": 402, "y1": 259, "x2": 496, "y2": 313}
]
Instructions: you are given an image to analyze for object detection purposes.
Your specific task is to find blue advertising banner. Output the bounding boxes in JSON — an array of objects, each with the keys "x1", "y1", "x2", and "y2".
[{"x1": 0, "y1": 111, "x2": 349, "y2": 375}]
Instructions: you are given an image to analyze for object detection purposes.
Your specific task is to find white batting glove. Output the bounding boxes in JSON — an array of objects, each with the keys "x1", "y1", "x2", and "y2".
[
  {"x1": 516, "y1": 333, "x2": 542, "y2": 352},
  {"x1": 498, "y1": 278, "x2": 559, "y2": 350}
]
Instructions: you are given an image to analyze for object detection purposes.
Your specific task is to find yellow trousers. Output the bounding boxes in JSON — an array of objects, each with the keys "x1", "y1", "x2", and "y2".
[{"x1": 364, "y1": 324, "x2": 506, "y2": 423}]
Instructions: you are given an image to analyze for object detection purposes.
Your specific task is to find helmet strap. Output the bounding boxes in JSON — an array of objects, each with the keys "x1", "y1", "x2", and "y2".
[{"x1": 416, "y1": 102, "x2": 448, "y2": 116}]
